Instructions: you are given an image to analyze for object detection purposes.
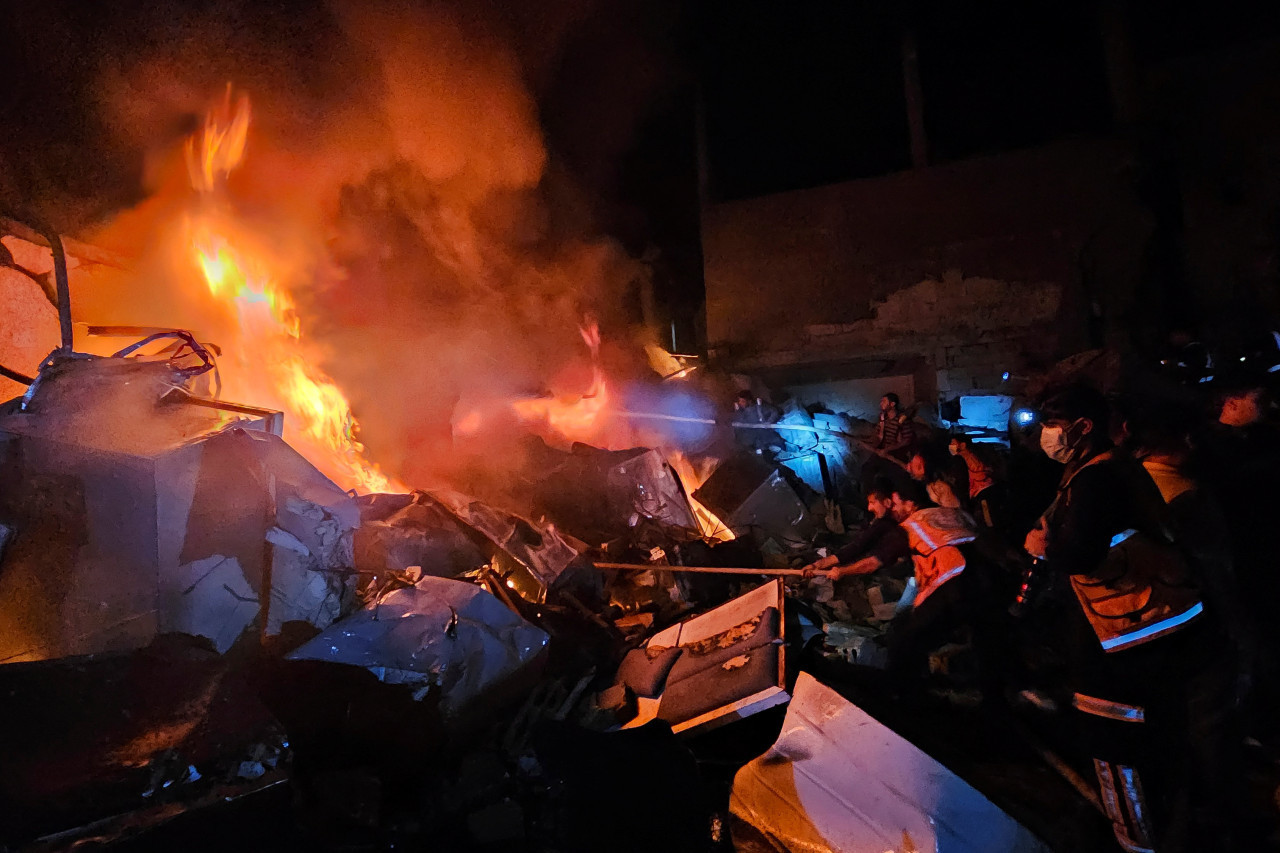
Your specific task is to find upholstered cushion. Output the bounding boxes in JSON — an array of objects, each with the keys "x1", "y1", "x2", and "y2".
[
  {"x1": 664, "y1": 606, "x2": 780, "y2": 684},
  {"x1": 658, "y1": 643, "x2": 781, "y2": 723},
  {"x1": 615, "y1": 645, "x2": 684, "y2": 698}
]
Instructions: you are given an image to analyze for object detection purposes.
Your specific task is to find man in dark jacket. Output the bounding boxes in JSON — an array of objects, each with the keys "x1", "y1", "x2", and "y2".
[{"x1": 1025, "y1": 383, "x2": 1234, "y2": 853}]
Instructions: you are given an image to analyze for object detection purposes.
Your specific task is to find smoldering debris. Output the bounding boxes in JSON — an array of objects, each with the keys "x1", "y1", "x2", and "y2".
[{"x1": 0, "y1": 634, "x2": 288, "y2": 849}]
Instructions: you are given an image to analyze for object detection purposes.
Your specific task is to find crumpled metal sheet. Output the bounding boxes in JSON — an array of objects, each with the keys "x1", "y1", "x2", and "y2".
[
  {"x1": 421, "y1": 489, "x2": 580, "y2": 592},
  {"x1": 287, "y1": 577, "x2": 549, "y2": 718},
  {"x1": 729, "y1": 672, "x2": 1051, "y2": 853},
  {"x1": 352, "y1": 493, "x2": 488, "y2": 579},
  {"x1": 213, "y1": 428, "x2": 358, "y2": 635},
  {"x1": 159, "y1": 555, "x2": 258, "y2": 654},
  {"x1": 523, "y1": 443, "x2": 701, "y2": 545}
]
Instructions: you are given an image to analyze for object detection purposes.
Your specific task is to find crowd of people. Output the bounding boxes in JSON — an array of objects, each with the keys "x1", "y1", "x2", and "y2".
[{"x1": 799, "y1": 376, "x2": 1280, "y2": 852}]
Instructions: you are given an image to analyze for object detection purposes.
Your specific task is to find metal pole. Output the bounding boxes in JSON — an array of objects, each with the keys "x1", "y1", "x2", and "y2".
[
  {"x1": 615, "y1": 410, "x2": 909, "y2": 469},
  {"x1": 593, "y1": 561, "x2": 806, "y2": 577},
  {"x1": 41, "y1": 227, "x2": 73, "y2": 351}
]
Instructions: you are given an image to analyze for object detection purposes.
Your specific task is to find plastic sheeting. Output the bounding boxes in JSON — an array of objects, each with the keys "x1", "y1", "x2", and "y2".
[
  {"x1": 730, "y1": 672, "x2": 1051, "y2": 853},
  {"x1": 287, "y1": 577, "x2": 549, "y2": 718}
]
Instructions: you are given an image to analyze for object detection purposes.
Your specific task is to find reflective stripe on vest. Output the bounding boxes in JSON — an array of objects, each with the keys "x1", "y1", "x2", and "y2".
[
  {"x1": 1110, "y1": 528, "x2": 1138, "y2": 548},
  {"x1": 1072, "y1": 692, "x2": 1146, "y2": 723},
  {"x1": 1100, "y1": 601, "x2": 1205, "y2": 652},
  {"x1": 1094, "y1": 759, "x2": 1155, "y2": 853}
]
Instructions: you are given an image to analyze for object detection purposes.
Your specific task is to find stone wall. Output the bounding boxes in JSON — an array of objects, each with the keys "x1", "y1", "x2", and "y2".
[{"x1": 702, "y1": 137, "x2": 1152, "y2": 406}]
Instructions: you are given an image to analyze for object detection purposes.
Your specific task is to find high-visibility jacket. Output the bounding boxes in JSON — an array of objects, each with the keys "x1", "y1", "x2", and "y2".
[
  {"x1": 1048, "y1": 452, "x2": 1204, "y2": 653},
  {"x1": 900, "y1": 507, "x2": 976, "y2": 607}
]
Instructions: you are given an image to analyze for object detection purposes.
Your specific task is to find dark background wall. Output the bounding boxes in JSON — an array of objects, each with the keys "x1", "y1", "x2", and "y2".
[{"x1": 697, "y1": 1, "x2": 1280, "y2": 397}]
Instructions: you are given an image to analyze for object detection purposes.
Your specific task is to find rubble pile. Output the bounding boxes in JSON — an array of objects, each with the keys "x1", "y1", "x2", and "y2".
[{"x1": 0, "y1": 341, "x2": 1113, "y2": 852}]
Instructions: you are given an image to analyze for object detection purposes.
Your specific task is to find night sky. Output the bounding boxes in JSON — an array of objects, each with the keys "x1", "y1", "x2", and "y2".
[
  {"x1": 699, "y1": 0, "x2": 1280, "y2": 201},
  {"x1": 4, "y1": 0, "x2": 1280, "y2": 345}
]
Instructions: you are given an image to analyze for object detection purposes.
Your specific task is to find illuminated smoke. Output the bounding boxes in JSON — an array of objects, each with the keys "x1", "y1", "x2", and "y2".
[{"x1": 72, "y1": 0, "x2": 666, "y2": 493}]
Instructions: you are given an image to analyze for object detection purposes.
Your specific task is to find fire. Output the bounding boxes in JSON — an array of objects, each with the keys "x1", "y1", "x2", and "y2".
[
  {"x1": 193, "y1": 232, "x2": 300, "y2": 337},
  {"x1": 187, "y1": 88, "x2": 399, "y2": 494},
  {"x1": 511, "y1": 322, "x2": 612, "y2": 444},
  {"x1": 667, "y1": 451, "x2": 735, "y2": 542},
  {"x1": 186, "y1": 86, "x2": 251, "y2": 193}
]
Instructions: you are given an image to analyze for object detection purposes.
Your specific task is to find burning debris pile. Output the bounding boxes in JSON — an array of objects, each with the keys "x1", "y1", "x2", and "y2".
[
  {"x1": 0, "y1": 303, "x2": 1088, "y2": 850},
  {"x1": 0, "y1": 50, "x2": 1101, "y2": 853},
  {"x1": 0, "y1": 212, "x2": 1061, "y2": 848}
]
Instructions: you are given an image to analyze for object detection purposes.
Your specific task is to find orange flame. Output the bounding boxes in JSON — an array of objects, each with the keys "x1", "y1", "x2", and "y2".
[
  {"x1": 511, "y1": 321, "x2": 611, "y2": 444},
  {"x1": 186, "y1": 86, "x2": 251, "y2": 193},
  {"x1": 666, "y1": 451, "x2": 735, "y2": 542},
  {"x1": 187, "y1": 88, "x2": 399, "y2": 494}
]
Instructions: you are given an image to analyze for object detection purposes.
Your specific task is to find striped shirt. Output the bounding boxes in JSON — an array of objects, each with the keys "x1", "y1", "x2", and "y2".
[{"x1": 879, "y1": 412, "x2": 915, "y2": 455}]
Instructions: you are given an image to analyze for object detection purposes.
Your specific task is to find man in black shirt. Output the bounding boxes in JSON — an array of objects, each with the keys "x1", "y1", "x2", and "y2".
[{"x1": 802, "y1": 479, "x2": 906, "y2": 580}]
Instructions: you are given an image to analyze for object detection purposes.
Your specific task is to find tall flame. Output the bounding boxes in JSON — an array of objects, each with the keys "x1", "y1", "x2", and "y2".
[
  {"x1": 187, "y1": 88, "x2": 398, "y2": 494},
  {"x1": 666, "y1": 451, "x2": 735, "y2": 542}
]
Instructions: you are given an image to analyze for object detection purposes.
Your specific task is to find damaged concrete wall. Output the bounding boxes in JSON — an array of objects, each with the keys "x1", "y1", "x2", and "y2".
[{"x1": 703, "y1": 138, "x2": 1152, "y2": 406}]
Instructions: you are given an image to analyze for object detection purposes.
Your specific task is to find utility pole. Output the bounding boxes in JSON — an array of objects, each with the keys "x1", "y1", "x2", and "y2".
[{"x1": 901, "y1": 20, "x2": 929, "y2": 169}]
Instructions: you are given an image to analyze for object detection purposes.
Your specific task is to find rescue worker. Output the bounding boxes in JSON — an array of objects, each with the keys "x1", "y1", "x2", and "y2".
[
  {"x1": 807, "y1": 480, "x2": 1001, "y2": 695},
  {"x1": 1024, "y1": 383, "x2": 1230, "y2": 852},
  {"x1": 801, "y1": 479, "x2": 905, "y2": 578},
  {"x1": 731, "y1": 390, "x2": 782, "y2": 456},
  {"x1": 908, "y1": 449, "x2": 963, "y2": 509},
  {"x1": 948, "y1": 434, "x2": 1003, "y2": 529}
]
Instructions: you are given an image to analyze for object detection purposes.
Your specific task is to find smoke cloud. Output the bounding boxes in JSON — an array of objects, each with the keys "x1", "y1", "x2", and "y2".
[{"x1": 29, "y1": 0, "x2": 682, "y2": 492}]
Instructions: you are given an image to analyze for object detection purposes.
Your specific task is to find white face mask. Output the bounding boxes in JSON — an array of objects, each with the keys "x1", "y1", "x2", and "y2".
[{"x1": 1039, "y1": 424, "x2": 1074, "y2": 463}]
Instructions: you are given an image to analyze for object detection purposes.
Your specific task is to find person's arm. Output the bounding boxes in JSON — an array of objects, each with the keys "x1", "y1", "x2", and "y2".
[
  {"x1": 801, "y1": 553, "x2": 840, "y2": 576},
  {"x1": 806, "y1": 524, "x2": 909, "y2": 580},
  {"x1": 829, "y1": 554, "x2": 883, "y2": 581},
  {"x1": 828, "y1": 525, "x2": 912, "y2": 580},
  {"x1": 803, "y1": 521, "x2": 882, "y2": 576}
]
